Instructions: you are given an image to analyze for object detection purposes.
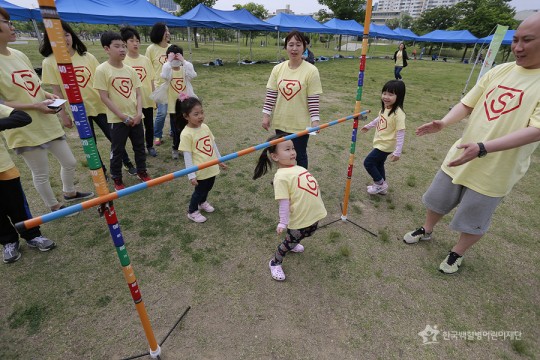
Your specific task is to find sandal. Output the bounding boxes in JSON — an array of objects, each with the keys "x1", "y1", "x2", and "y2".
[
  {"x1": 290, "y1": 244, "x2": 304, "y2": 253},
  {"x1": 269, "y1": 260, "x2": 286, "y2": 281}
]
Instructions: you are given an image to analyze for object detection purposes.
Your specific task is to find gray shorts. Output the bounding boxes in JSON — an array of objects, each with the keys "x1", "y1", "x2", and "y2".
[{"x1": 422, "y1": 170, "x2": 503, "y2": 235}]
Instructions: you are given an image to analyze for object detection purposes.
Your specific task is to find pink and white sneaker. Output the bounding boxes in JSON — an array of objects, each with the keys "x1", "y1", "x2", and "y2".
[
  {"x1": 187, "y1": 210, "x2": 207, "y2": 223},
  {"x1": 367, "y1": 181, "x2": 388, "y2": 195},
  {"x1": 269, "y1": 260, "x2": 286, "y2": 281},
  {"x1": 198, "y1": 201, "x2": 215, "y2": 213},
  {"x1": 290, "y1": 244, "x2": 304, "y2": 253}
]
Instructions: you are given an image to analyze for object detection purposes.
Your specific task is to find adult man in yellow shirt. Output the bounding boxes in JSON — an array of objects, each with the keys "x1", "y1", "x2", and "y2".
[{"x1": 403, "y1": 13, "x2": 540, "y2": 274}]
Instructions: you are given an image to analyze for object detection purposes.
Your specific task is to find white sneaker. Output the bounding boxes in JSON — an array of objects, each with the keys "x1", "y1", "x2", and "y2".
[
  {"x1": 187, "y1": 210, "x2": 207, "y2": 223},
  {"x1": 290, "y1": 244, "x2": 304, "y2": 253},
  {"x1": 198, "y1": 201, "x2": 215, "y2": 213},
  {"x1": 367, "y1": 181, "x2": 388, "y2": 195}
]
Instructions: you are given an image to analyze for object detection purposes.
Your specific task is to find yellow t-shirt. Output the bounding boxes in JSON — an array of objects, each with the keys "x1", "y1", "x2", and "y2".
[
  {"x1": 123, "y1": 54, "x2": 155, "y2": 109},
  {"x1": 0, "y1": 48, "x2": 65, "y2": 149},
  {"x1": 179, "y1": 124, "x2": 220, "y2": 180},
  {"x1": 145, "y1": 43, "x2": 168, "y2": 87},
  {"x1": 93, "y1": 62, "x2": 142, "y2": 124},
  {"x1": 442, "y1": 62, "x2": 540, "y2": 197},
  {"x1": 266, "y1": 60, "x2": 323, "y2": 133},
  {"x1": 0, "y1": 104, "x2": 18, "y2": 176},
  {"x1": 373, "y1": 107, "x2": 406, "y2": 153},
  {"x1": 41, "y1": 52, "x2": 106, "y2": 117},
  {"x1": 273, "y1": 165, "x2": 327, "y2": 229},
  {"x1": 395, "y1": 50, "x2": 404, "y2": 67},
  {"x1": 167, "y1": 67, "x2": 186, "y2": 113}
]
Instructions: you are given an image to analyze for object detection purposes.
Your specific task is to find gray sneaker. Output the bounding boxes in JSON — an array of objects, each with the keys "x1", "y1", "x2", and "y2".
[
  {"x1": 171, "y1": 149, "x2": 179, "y2": 160},
  {"x1": 147, "y1": 147, "x2": 158, "y2": 157},
  {"x1": 3, "y1": 241, "x2": 21, "y2": 263},
  {"x1": 403, "y1": 226, "x2": 432, "y2": 244},
  {"x1": 26, "y1": 236, "x2": 56, "y2": 252}
]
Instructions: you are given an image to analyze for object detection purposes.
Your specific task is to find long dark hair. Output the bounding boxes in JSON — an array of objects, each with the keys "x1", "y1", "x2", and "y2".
[
  {"x1": 175, "y1": 96, "x2": 201, "y2": 131},
  {"x1": 39, "y1": 20, "x2": 87, "y2": 57},
  {"x1": 381, "y1": 80, "x2": 406, "y2": 116},
  {"x1": 253, "y1": 134, "x2": 286, "y2": 180},
  {"x1": 150, "y1": 22, "x2": 167, "y2": 44}
]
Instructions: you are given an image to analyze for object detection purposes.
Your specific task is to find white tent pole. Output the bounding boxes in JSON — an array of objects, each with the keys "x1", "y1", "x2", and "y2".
[
  {"x1": 237, "y1": 30, "x2": 240, "y2": 65},
  {"x1": 250, "y1": 31, "x2": 253, "y2": 61},
  {"x1": 438, "y1": 42, "x2": 443, "y2": 58},
  {"x1": 32, "y1": 19, "x2": 42, "y2": 44},
  {"x1": 187, "y1": 27, "x2": 192, "y2": 62}
]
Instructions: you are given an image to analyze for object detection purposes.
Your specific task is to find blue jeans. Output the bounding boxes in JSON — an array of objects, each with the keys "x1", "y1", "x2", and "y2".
[
  {"x1": 394, "y1": 66, "x2": 403, "y2": 80},
  {"x1": 275, "y1": 129, "x2": 310, "y2": 169},
  {"x1": 364, "y1": 148, "x2": 391, "y2": 183},
  {"x1": 153, "y1": 103, "x2": 168, "y2": 139}
]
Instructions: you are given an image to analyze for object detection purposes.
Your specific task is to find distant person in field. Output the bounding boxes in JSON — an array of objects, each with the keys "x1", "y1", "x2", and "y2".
[
  {"x1": 261, "y1": 30, "x2": 323, "y2": 170},
  {"x1": 176, "y1": 95, "x2": 227, "y2": 223},
  {"x1": 361, "y1": 80, "x2": 406, "y2": 195},
  {"x1": 403, "y1": 12, "x2": 540, "y2": 275},
  {"x1": 0, "y1": 7, "x2": 93, "y2": 212},
  {"x1": 392, "y1": 43, "x2": 408, "y2": 80},
  {"x1": 302, "y1": 36, "x2": 315, "y2": 64},
  {"x1": 145, "y1": 22, "x2": 171, "y2": 147},
  {"x1": 41, "y1": 20, "x2": 137, "y2": 179},
  {"x1": 0, "y1": 105, "x2": 56, "y2": 264},
  {"x1": 253, "y1": 134, "x2": 327, "y2": 281}
]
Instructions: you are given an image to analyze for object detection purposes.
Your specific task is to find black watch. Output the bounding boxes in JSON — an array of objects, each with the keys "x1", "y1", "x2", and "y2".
[{"x1": 477, "y1": 142, "x2": 487, "y2": 158}]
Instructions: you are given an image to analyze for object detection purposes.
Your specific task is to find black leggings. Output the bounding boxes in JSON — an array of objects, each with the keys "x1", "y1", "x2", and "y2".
[
  {"x1": 188, "y1": 176, "x2": 215, "y2": 213},
  {"x1": 273, "y1": 222, "x2": 319, "y2": 265}
]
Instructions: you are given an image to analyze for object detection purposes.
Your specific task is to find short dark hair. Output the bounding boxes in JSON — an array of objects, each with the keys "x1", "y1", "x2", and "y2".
[
  {"x1": 40, "y1": 20, "x2": 87, "y2": 57},
  {"x1": 283, "y1": 30, "x2": 307, "y2": 50},
  {"x1": 0, "y1": 7, "x2": 10, "y2": 32},
  {"x1": 166, "y1": 44, "x2": 183, "y2": 56},
  {"x1": 120, "y1": 25, "x2": 140, "y2": 42},
  {"x1": 381, "y1": 80, "x2": 406, "y2": 116},
  {"x1": 150, "y1": 22, "x2": 167, "y2": 44},
  {"x1": 100, "y1": 31, "x2": 123, "y2": 48}
]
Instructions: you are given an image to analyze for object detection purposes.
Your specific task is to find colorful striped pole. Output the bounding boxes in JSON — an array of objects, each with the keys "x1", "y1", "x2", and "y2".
[
  {"x1": 16, "y1": 111, "x2": 369, "y2": 230},
  {"x1": 36, "y1": 1, "x2": 160, "y2": 357},
  {"x1": 341, "y1": 0, "x2": 373, "y2": 220}
]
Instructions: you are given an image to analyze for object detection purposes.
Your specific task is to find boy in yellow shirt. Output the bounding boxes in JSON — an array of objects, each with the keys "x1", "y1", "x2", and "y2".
[{"x1": 94, "y1": 31, "x2": 151, "y2": 190}]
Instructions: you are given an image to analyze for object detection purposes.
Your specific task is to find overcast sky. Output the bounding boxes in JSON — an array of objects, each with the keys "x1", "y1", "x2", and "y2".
[{"x1": 11, "y1": 0, "x2": 535, "y2": 14}]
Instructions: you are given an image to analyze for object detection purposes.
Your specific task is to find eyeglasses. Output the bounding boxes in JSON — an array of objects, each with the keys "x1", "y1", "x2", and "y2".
[{"x1": 0, "y1": 19, "x2": 14, "y2": 27}]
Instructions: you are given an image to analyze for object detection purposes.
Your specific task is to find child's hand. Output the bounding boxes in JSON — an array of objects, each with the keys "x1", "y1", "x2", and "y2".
[
  {"x1": 276, "y1": 223, "x2": 287, "y2": 234},
  {"x1": 35, "y1": 100, "x2": 59, "y2": 114},
  {"x1": 390, "y1": 154, "x2": 400, "y2": 162},
  {"x1": 190, "y1": 178, "x2": 198, "y2": 186},
  {"x1": 262, "y1": 113, "x2": 271, "y2": 130},
  {"x1": 131, "y1": 114, "x2": 142, "y2": 126},
  {"x1": 219, "y1": 163, "x2": 228, "y2": 170},
  {"x1": 360, "y1": 127, "x2": 369, "y2": 133},
  {"x1": 416, "y1": 120, "x2": 444, "y2": 136},
  {"x1": 176, "y1": 53, "x2": 185, "y2": 62}
]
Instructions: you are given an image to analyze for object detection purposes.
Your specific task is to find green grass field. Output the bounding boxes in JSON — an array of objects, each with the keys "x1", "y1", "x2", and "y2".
[{"x1": 0, "y1": 39, "x2": 538, "y2": 359}]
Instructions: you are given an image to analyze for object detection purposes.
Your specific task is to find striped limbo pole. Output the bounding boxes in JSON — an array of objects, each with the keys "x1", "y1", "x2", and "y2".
[
  {"x1": 341, "y1": 0, "x2": 373, "y2": 220},
  {"x1": 16, "y1": 111, "x2": 369, "y2": 230},
  {"x1": 36, "y1": 1, "x2": 160, "y2": 357}
]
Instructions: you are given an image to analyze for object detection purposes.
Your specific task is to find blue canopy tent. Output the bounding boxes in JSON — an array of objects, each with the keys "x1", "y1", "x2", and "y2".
[
  {"x1": 265, "y1": 13, "x2": 335, "y2": 34},
  {"x1": 477, "y1": 29, "x2": 515, "y2": 45},
  {"x1": 2, "y1": 0, "x2": 41, "y2": 21},
  {"x1": 392, "y1": 28, "x2": 419, "y2": 41},
  {"x1": 369, "y1": 24, "x2": 400, "y2": 40},
  {"x1": 323, "y1": 19, "x2": 364, "y2": 36},
  {"x1": 416, "y1": 29, "x2": 478, "y2": 44},
  {"x1": 50, "y1": 0, "x2": 187, "y2": 27}
]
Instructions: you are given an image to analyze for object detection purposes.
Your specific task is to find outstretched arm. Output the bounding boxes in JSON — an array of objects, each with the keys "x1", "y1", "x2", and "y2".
[
  {"x1": 416, "y1": 102, "x2": 473, "y2": 136},
  {"x1": 448, "y1": 126, "x2": 540, "y2": 167},
  {"x1": 0, "y1": 109, "x2": 32, "y2": 131}
]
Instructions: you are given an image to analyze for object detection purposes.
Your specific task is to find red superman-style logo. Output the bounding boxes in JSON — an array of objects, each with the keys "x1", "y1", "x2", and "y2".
[
  {"x1": 170, "y1": 77, "x2": 186, "y2": 94},
  {"x1": 196, "y1": 135, "x2": 213, "y2": 157},
  {"x1": 278, "y1": 79, "x2": 302, "y2": 101},
  {"x1": 483, "y1": 85, "x2": 523, "y2": 121},
  {"x1": 297, "y1": 170, "x2": 319, "y2": 197},
  {"x1": 12, "y1": 69, "x2": 41, "y2": 98},
  {"x1": 74, "y1": 66, "x2": 91, "y2": 88},
  {"x1": 111, "y1": 77, "x2": 133, "y2": 99},
  {"x1": 159, "y1": 55, "x2": 167, "y2": 65},
  {"x1": 377, "y1": 114, "x2": 388, "y2": 131},
  {"x1": 132, "y1": 66, "x2": 147, "y2": 82}
]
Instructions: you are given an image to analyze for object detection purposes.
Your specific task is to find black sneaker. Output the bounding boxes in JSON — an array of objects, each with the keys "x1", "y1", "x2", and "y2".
[
  {"x1": 123, "y1": 163, "x2": 137, "y2": 176},
  {"x1": 3, "y1": 241, "x2": 21, "y2": 263},
  {"x1": 63, "y1": 191, "x2": 94, "y2": 202}
]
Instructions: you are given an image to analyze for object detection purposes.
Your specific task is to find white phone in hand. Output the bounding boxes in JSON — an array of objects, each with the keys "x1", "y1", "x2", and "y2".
[{"x1": 47, "y1": 99, "x2": 67, "y2": 110}]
